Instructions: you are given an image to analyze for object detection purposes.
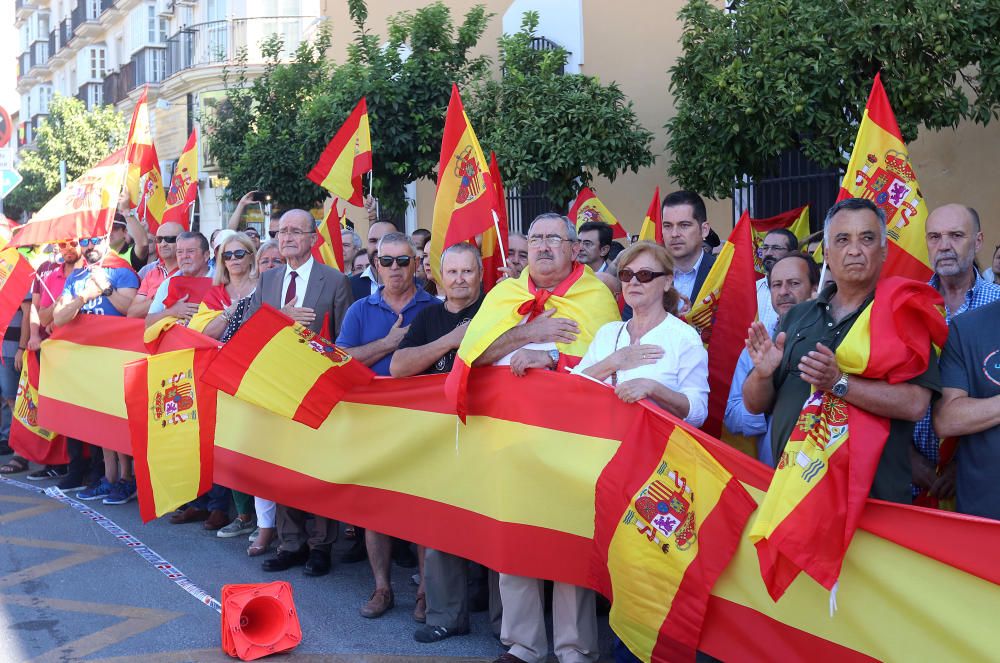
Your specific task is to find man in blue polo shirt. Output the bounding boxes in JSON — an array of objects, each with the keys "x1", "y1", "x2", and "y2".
[{"x1": 337, "y1": 231, "x2": 435, "y2": 620}]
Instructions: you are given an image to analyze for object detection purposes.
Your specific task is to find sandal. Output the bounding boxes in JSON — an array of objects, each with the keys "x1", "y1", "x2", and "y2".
[
  {"x1": 247, "y1": 528, "x2": 275, "y2": 557},
  {"x1": 0, "y1": 457, "x2": 28, "y2": 475}
]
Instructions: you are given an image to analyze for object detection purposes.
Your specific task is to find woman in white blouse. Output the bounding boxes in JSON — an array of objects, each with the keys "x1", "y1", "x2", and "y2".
[{"x1": 575, "y1": 241, "x2": 709, "y2": 427}]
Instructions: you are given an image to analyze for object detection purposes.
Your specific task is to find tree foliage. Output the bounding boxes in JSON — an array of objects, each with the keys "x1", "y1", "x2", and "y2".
[
  {"x1": 668, "y1": 0, "x2": 1000, "y2": 199},
  {"x1": 6, "y1": 95, "x2": 126, "y2": 216},
  {"x1": 470, "y1": 11, "x2": 655, "y2": 208}
]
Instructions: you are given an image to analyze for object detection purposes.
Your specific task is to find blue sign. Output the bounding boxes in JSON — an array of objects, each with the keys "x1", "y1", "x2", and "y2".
[{"x1": 0, "y1": 168, "x2": 22, "y2": 198}]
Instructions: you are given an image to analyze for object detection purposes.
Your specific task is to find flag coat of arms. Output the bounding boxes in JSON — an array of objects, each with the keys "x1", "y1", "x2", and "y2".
[
  {"x1": 838, "y1": 73, "x2": 931, "y2": 281},
  {"x1": 569, "y1": 186, "x2": 628, "y2": 239},
  {"x1": 306, "y1": 97, "x2": 372, "y2": 206},
  {"x1": 749, "y1": 206, "x2": 810, "y2": 276},
  {"x1": 9, "y1": 351, "x2": 68, "y2": 465},
  {"x1": 428, "y1": 84, "x2": 499, "y2": 286},
  {"x1": 161, "y1": 129, "x2": 198, "y2": 228},
  {"x1": 638, "y1": 187, "x2": 662, "y2": 244},
  {"x1": 125, "y1": 87, "x2": 167, "y2": 230}
]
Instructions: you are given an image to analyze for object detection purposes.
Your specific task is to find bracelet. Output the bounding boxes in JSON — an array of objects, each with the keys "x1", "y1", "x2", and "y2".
[{"x1": 18, "y1": 346, "x2": 26, "y2": 350}]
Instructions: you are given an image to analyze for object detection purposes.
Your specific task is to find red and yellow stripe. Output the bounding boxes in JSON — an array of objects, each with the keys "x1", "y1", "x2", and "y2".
[{"x1": 306, "y1": 97, "x2": 372, "y2": 207}]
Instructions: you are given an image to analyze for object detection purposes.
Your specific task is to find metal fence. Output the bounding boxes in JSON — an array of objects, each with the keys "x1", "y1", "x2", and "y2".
[{"x1": 733, "y1": 150, "x2": 842, "y2": 232}]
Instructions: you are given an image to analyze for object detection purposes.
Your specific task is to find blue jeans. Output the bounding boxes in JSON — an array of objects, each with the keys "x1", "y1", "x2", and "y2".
[{"x1": 0, "y1": 355, "x2": 18, "y2": 440}]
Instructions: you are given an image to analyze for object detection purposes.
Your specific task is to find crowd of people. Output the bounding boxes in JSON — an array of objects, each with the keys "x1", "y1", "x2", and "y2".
[{"x1": 0, "y1": 185, "x2": 997, "y2": 663}]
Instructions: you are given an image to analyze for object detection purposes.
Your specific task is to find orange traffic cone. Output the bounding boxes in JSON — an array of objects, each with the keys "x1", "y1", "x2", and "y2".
[{"x1": 221, "y1": 581, "x2": 302, "y2": 661}]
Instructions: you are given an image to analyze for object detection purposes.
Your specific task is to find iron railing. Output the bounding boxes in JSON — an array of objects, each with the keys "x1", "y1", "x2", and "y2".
[
  {"x1": 70, "y1": 0, "x2": 100, "y2": 33},
  {"x1": 132, "y1": 46, "x2": 166, "y2": 88},
  {"x1": 733, "y1": 150, "x2": 842, "y2": 232},
  {"x1": 76, "y1": 81, "x2": 103, "y2": 109},
  {"x1": 506, "y1": 181, "x2": 556, "y2": 234},
  {"x1": 48, "y1": 28, "x2": 56, "y2": 56}
]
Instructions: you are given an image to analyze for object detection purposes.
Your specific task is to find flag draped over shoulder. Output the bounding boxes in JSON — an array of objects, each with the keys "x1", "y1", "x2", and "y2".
[
  {"x1": 311, "y1": 201, "x2": 346, "y2": 272},
  {"x1": 445, "y1": 263, "x2": 620, "y2": 421},
  {"x1": 594, "y1": 405, "x2": 757, "y2": 662},
  {"x1": 749, "y1": 206, "x2": 810, "y2": 276},
  {"x1": 838, "y1": 73, "x2": 931, "y2": 281},
  {"x1": 638, "y1": 187, "x2": 662, "y2": 244},
  {"x1": 684, "y1": 213, "x2": 757, "y2": 437},
  {"x1": 161, "y1": 129, "x2": 198, "y2": 228},
  {"x1": 143, "y1": 276, "x2": 216, "y2": 349},
  {"x1": 749, "y1": 277, "x2": 947, "y2": 600},
  {"x1": 0, "y1": 248, "x2": 33, "y2": 343},
  {"x1": 125, "y1": 87, "x2": 166, "y2": 230},
  {"x1": 569, "y1": 186, "x2": 628, "y2": 239},
  {"x1": 306, "y1": 97, "x2": 372, "y2": 207},
  {"x1": 480, "y1": 152, "x2": 509, "y2": 294},
  {"x1": 9, "y1": 351, "x2": 68, "y2": 465},
  {"x1": 202, "y1": 304, "x2": 374, "y2": 429},
  {"x1": 429, "y1": 85, "x2": 499, "y2": 286},
  {"x1": 11, "y1": 149, "x2": 126, "y2": 247},
  {"x1": 124, "y1": 347, "x2": 217, "y2": 522}
]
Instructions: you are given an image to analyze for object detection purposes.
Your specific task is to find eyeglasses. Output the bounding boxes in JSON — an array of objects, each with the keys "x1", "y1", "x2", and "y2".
[
  {"x1": 579, "y1": 240, "x2": 599, "y2": 249},
  {"x1": 57, "y1": 240, "x2": 79, "y2": 248},
  {"x1": 618, "y1": 268, "x2": 668, "y2": 283},
  {"x1": 222, "y1": 249, "x2": 250, "y2": 261},
  {"x1": 79, "y1": 237, "x2": 104, "y2": 247},
  {"x1": 268, "y1": 230, "x2": 278, "y2": 239},
  {"x1": 276, "y1": 229, "x2": 314, "y2": 237},
  {"x1": 527, "y1": 235, "x2": 572, "y2": 248},
  {"x1": 156, "y1": 235, "x2": 178, "y2": 244},
  {"x1": 758, "y1": 244, "x2": 790, "y2": 254},
  {"x1": 378, "y1": 255, "x2": 413, "y2": 267}
]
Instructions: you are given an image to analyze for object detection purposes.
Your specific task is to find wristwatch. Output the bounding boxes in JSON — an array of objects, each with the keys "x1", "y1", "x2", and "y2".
[
  {"x1": 832, "y1": 372, "x2": 849, "y2": 398},
  {"x1": 101, "y1": 285, "x2": 114, "y2": 297},
  {"x1": 547, "y1": 349, "x2": 560, "y2": 368}
]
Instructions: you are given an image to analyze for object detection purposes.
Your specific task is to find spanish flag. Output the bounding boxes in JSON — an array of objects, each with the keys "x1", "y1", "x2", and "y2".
[
  {"x1": 838, "y1": 73, "x2": 931, "y2": 281},
  {"x1": 568, "y1": 186, "x2": 627, "y2": 239},
  {"x1": 125, "y1": 87, "x2": 166, "y2": 230},
  {"x1": 480, "y1": 152, "x2": 509, "y2": 294},
  {"x1": 143, "y1": 276, "x2": 216, "y2": 350},
  {"x1": 161, "y1": 129, "x2": 198, "y2": 228},
  {"x1": 11, "y1": 149, "x2": 126, "y2": 246},
  {"x1": 9, "y1": 350, "x2": 68, "y2": 465},
  {"x1": 428, "y1": 84, "x2": 499, "y2": 286},
  {"x1": 595, "y1": 405, "x2": 757, "y2": 662},
  {"x1": 749, "y1": 277, "x2": 947, "y2": 600},
  {"x1": 202, "y1": 304, "x2": 374, "y2": 429},
  {"x1": 0, "y1": 248, "x2": 33, "y2": 344},
  {"x1": 311, "y1": 200, "x2": 346, "y2": 272},
  {"x1": 749, "y1": 205, "x2": 811, "y2": 276},
  {"x1": 445, "y1": 262, "x2": 620, "y2": 421},
  {"x1": 637, "y1": 187, "x2": 662, "y2": 244},
  {"x1": 124, "y1": 347, "x2": 217, "y2": 522},
  {"x1": 306, "y1": 97, "x2": 372, "y2": 207},
  {"x1": 685, "y1": 213, "x2": 757, "y2": 438}
]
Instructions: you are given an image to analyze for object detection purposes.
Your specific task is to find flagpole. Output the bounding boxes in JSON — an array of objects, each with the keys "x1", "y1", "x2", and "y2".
[
  {"x1": 817, "y1": 258, "x2": 827, "y2": 291},
  {"x1": 492, "y1": 210, "x2": 508, "y2": 269},
  {"x1": 368, "y1": 170, "x2": 379, "y2": 220}
]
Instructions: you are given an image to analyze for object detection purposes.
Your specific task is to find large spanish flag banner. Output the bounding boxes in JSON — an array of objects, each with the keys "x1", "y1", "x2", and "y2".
[
  {"x1": 568, "y1": 186, "x2": 628, "y2": 239},
  {"x1": 637, "y1": 187, "x2": 662, "y2": 244},
  {"x1": 480, "y1": 152, "x2": 509, "y2": 294},
  {"x1": 9, "y1": 350, "x2": 67, "y2": 465},
  {"x1": 445, "y1": 263, "x2": 620, "y2": 421},
  {"x1": 749, "y1": 205, "x2": 810, "y2": 275},
  {"x1": 11, "y1": 149, "x2": 126, "y2": 247},
  {"x1": 202, "y1": 304, "x2": 374, "y2": 429},
  {"x1": 428, "y1": 84, "x2": 499, "y2": 286},
  {"x1": 0, "y1": 247, "x2": 33, "y2": 342},
  {"x1": 34, "y1": 315, "x2": 1000, "y2": 662},
  {"x1": 124, "y1": 347, "x2": 217, "y2": 522},
  {"x1": 306, "y1": 97, "x2": 372, "y2": 207},
  {"x1": 838, "y1": 73, "x2": 931, "y2": 281},
  {"x1": 684, "y1": 213, "x2": 757, "y2": 438},
  {"x1": 749, "y1": 277, "x2": 947, "y2": 600},
  {"x1": 125, "y1": 87, "x2": 166, "y2": 230},
  {"x1": 161, "y1": 129, "x2": 198, "y2": 228},
  {"x1": 311, "y1": 200, "x2": 346, "y2": 272}
]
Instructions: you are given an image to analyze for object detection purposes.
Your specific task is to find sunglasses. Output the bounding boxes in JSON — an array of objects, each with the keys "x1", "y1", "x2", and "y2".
[
  {"x1": 222, "y1": 249, "x2": 250, "y2": 261},
  {"x1": 378, "y1": 255, "x2": 413, "y2": 267},
  {"x1": 618, "y1": 268, "x2": 668, "y2": 284},
  {"x1": 79, "y1": 237, "x2": 104, "y2": 247},
  {"x1": 57, "y1": 240, "x2": 79, "y2": 248},
  {"x1": 156, "y1": 235, "x2": 178, "y2": 244},
  {"x1": 268, "y1": 230, "x2": 278, "y2": 239}
]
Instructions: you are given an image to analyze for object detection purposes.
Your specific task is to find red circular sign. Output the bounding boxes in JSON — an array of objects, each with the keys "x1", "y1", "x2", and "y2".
[{"x1": 0, "y1": 106, "x2": 10, "y2": 148}]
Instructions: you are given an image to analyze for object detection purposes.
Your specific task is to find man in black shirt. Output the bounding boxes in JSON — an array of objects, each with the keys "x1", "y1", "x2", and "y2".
[{"x1": 390, "y1": 242, "x2": 484, "y2": 641}]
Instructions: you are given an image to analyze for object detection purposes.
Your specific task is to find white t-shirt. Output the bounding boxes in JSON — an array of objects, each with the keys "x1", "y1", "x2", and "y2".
[
  {"x1": 494, "y1": 316, "x2": 557, "y2": 366},
  {"x1": 574, "y1": 315, "x2": 709, "y2": 427}
]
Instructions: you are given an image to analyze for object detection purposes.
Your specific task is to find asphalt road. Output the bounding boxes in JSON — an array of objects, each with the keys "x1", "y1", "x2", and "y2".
[{"x1": 0, "y1": 471, "x2": 614, "y2": 662}]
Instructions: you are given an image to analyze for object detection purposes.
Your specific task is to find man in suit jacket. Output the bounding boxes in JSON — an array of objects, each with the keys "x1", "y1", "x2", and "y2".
[
  {"x1": 244, "y1": 208, "x2": 352, "y2": 578},
  {"x1": 662, "y1": 190, "x2": 717, "y2": 310}
]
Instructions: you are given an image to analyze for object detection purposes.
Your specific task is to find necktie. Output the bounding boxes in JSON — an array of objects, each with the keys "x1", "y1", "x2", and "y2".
[{"x1": 284, "y1": 271, "x2": 298, "y2": 306}]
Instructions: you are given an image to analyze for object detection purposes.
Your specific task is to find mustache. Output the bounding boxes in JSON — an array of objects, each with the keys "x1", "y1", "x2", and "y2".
[{"x1": 934, "y1": 251, "x2": 959, "y2": 264}]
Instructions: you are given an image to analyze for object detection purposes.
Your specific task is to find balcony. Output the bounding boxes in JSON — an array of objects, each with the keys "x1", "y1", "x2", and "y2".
[
  {"x1": 103, "y1": 66, "x2": 128, "y2": 106},
  {"x1": 29, "y1": 39, "x2": 49, "y2": 70},
  {"x1": 76, "y1": 82, "x2": 103, "y2": 109},
  {"x1": 132, "y1": 46, "x2": 166, "y2": 88},
  {"x1": 165, "y1": 16, "x2": 318, "y2": 79},
  {"x1": 70, "y1": 0, "x2": 101, "y2": 40},
  {"x1": 15, "y1": 0, "x2": 38, "y2": 25}
]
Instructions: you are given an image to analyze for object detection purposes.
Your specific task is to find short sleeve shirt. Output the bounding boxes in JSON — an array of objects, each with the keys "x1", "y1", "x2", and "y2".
[
  {"x1": 769, "y1": 284, "x2": 941, "y2": 503},
  {"x1": 337, "y1": 287, "x2": 437, "y2": 376},
  {"x1": 62, "y1": 267, "x2": 139, "y2": 316},
  {"x1": 938, "y1": 300, "x2": 1000, "y2": 519},
  {"x1": 397, "y1": 297, "x2": 483, "y2": 375}
]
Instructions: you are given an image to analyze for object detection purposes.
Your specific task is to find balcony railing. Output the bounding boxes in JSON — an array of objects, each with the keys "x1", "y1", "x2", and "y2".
[
  {"x1": 132, "y1": 46, "x2": 166, "y2": 88},
  {"x1": 29, "y1": 40, "x2": 49, "y2": 68},
  {"x1": 48, "y1": 29, "x2": 56, "y2": 55},
  {"x1": 18, "y1": 52, "x2": 30, "y2": 79},
  {"x1": 101, "y1": 0, "x2": 114, "y2": 12},
  {"x1": 60, "y1": 18, "x2": 71, "y2": 50},
  {"x1": 76, "y1": 81, "x2": 103, "y2": 109},
  {"x1": 165, "y1": 16, "x2": 317, "y2": 78},
  {"x1": 71, "y1": 0, "x2": 100, "y2": 33}
]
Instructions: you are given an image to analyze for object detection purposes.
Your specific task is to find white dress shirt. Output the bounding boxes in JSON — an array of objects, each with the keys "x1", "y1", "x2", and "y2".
[
  {"x1": 756, "y1": 276, "x2": 779, "y2": 332},
  {"x1": 282, "y1": 256, "x2": 314, "y2": 307}
]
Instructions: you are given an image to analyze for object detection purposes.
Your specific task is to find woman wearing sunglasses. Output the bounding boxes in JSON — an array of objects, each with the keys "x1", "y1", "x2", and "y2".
[{"x1": 574, "y1": 241, "x2": 709, "y2": 426}]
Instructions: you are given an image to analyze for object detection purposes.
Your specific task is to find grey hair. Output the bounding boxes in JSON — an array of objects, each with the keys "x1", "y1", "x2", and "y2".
[
  {"x1": 280, "y1": 209, "x2": 318, "y2": 231},
  {"x1": 822, "y1": 198, "x2": 887, "y2": 248},
  {"x1": 257, "y1": 238, "x2": 279, "y2": 255},
  {"x1": 440, "y1": 242, "x2": 483, "y2": 273},
  {"x1": 377, "y1": 232, "x2": 415, "y2": 255},
  {"x1": 528, "y1": 213, "x2": 577, "y2": 242},
  {"x1": 342, "y1": 229, "x2": 362, "y2": 249}
]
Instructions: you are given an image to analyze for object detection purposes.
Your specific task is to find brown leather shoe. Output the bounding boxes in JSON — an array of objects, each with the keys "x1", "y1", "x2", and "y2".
[
  {"x1": 492, "y1": 654, "x2": 528, "y2": 663},
  {"x1": 169, "y1": 506, "x2": 209, "y2": 524},
  {"x1": 413, "y1": 592, "x2": 426, "y2": 623},
  {"x1": 359, "y1": 588, "x2": 394, "y2": 619},
  {"x1": 203, "y1": 509, "x2": 229, "y2": 530}
]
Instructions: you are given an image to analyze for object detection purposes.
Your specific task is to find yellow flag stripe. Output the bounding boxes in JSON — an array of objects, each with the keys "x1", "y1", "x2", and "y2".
[
  {"x1": 40, "y1": 340, "x2": 145, "y2": 417},
  {"x1": 232, "y1": 326, "x2": 330, "y2": 419}
]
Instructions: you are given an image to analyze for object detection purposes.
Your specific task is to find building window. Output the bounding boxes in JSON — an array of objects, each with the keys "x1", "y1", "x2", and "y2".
[{"x1": 90, "y1": 47, "x2": 107, "y2": 79}]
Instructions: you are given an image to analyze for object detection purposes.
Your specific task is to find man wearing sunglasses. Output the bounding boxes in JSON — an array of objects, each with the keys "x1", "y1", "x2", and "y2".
[
  {"x1": 349, "y1": 221, "x2": 397, "y2": 302},
  {"x1": 754, "y1": 228, "x2": 798, "y2": 332},
  {"x1": 126, "y1": 222, "x2": 184, "y2": 318},
  {"x1": 336, "y1": 232, "x2": 436, "y2": 617},
  {"x1": 244, "y1": 209, "x2": 352, "y2": 579}
]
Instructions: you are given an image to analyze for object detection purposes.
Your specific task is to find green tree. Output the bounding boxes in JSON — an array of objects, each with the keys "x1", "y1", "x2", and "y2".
[
  {"x1": 667, "y1": 0, "x2": 1000, "y2": 199},
  {"x1": 469, "y1": 11, "x2": 655, "y2": 208},
  {"x1": 6, "y1": 95, "x2": 126, "y2": 216}
]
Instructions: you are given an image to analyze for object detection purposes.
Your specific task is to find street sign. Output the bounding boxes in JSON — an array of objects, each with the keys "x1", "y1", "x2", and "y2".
[
  {"x1": 0, "y1": 107, "x2": 10, "y2": 148},
  {"x1": 0, "y1": 168, "x2": 22, "y2": 198},
  {"x1": 0, "y1": 147, "x2": 14, "y2": 170}
]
